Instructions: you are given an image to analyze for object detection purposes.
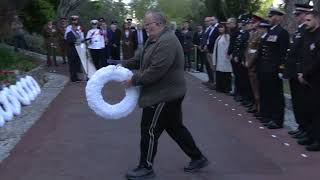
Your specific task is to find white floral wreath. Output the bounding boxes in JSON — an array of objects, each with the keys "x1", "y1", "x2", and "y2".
[{"x1": 85, "y1": 65, "x2": 140, "y2": 120}]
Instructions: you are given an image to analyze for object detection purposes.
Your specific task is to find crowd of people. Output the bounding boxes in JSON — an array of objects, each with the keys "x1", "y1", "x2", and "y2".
[
  {"x1": 40, "y1": 4, "x2": 320, "y2": 151},
  {"x1": 42, "y1": 16, "x2": 148, "y2": 81},
  {"x1": 174, "y1": 4, "x2": 320, "y2": 152}
]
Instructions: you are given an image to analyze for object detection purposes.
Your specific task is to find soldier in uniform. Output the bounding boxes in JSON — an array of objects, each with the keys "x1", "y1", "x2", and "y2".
[
  {"x1": 57, "y1": 17, "x2": 68, "y2": 64},
  {"x1": 283, "y1": 4, "x2": 313, "y2": 139},
  {"x1": 257, "y1": 8, "x2": 289, "y2": 129},
  {"x1": 245, "y1": 15, "x2": 265, "y2": 114},
  {"x1": 229, "y1": 14, "x2": 251, "y2": 105},
  {"x1": 42, "y1": 20, "x2": 58, "y2": 67},
  {"x1": 297, "y1": 11, "x2": 320, "y2": 151}
]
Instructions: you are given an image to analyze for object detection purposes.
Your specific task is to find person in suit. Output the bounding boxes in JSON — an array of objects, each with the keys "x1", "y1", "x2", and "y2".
[
  {"x1": 283, "y1": 4, "x2": 313, "y2": 140},
  {"x1": 66, "y1": 23, "x2": 83, "y2": 82},
  {"x1": 122, "y1": 22, "x2": 135, "y2": 60},
  {"x1": 193, "y1": 25, "x2": 205, "y2": 72},
  {"x1": 200, "y1": 16, "x2": 219, "y2": 89},
  {"x1": 99, "y1": 19, "x2": 113, "y2": 66},
  {"x1": 110, "y1": 21, "x2": 121, "y2": 61},
  {"x1": 256, "y1": 8, "x2": 290, "y2": 129},
  {"x1": 205, "y1": 16, "x2": 220, "y2": 88},
  {"x1": 298, "y1": 11, "x2": 320, "y2": 151},
  {"x1": 132, "y1": 23, "x2": 148, "y2": 56}
]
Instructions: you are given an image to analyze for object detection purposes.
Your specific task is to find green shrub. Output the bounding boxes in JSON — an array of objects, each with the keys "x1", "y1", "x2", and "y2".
[{"x1": 0, "y1": 47, "x2": 36, "y2": 71}]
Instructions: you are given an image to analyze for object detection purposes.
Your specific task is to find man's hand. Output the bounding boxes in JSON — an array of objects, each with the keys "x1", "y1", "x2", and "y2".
[
  {"x1": 234, "y1": 57, "x2": 239, "y2": 63},
  {"x1": 122, "y1": 78, "x2": 132, "y2": 88},
  {"x1": 298, "y1": 73, "x2": 309, "y2": 85}
]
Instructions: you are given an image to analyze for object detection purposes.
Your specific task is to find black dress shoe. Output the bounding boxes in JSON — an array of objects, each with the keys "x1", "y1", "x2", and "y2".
[
  {"x1": 247, "y1": 107, "x2": 257, "y2": 113},
  {"x1": 288, "y1": 129, "x2": 301, "y2": 135},
  {"x1": 292, "y1": 131, "x2": 307, "y2": 139},
  {"x1": 297, "y1": 137, "x2": 314, "y2": 146},
  {"x1": 254, "y1": 112, "x2": 262, "y2": 117},
  {"x1": 259, "y1": 118, "x2": 271, "y2": 124},
  {"x1": 184, "y1": 156, "x2": 209, "y2": 173},
  {"x1": 126, "y1": 166, "x2": 155, "y2": 180},
  {"x1": 267, "y1": 121, "x2": 283, "y2": 129},
  {"x1": 306, "y1": 141, "x2": 320, "y2": 151},
  {"x1": 243, "y1": 102, "x2": 253, "y2": 108},
  {"x1": 234, "y1": 96, "x2": 242, "y2": 102}
]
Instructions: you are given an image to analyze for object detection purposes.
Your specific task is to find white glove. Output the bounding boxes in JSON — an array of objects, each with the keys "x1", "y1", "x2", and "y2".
[{"x1": 278, "y1": 73, "x2": 283, "y2": 79}]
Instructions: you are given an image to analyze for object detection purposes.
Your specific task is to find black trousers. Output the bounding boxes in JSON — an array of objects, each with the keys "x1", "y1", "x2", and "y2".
[
  {"x1": 196, "y1": 49, "x2": 204, "y2": 72},
  {"x1": 139, "y1": 97, "x2": 203, "y2": 167},
  {"x1": 289, "y1": 79, "x2": 311, "y2": 131},
  {"x1": 204, "y1": 53, "x2": 214, "y2": 83},
  {"x1": 111, "y1": 46, "x2": 120, "y2": 60},
  {"x1": 258, "y1": 72, "x2": 285, "y2": 124},
  {"x1": 216, "y1": 71, "x2": 231, "y2": 93},
  {"x1": 90, "y1": 49, "x2": 104, "y2": 69},
  {"x1": 231, "y1": 60, "x2": 240, "y2": 96},
  {"x1": 68, "y1": 54, "x2": 81, "y2": 81},
  {"x1": 239, "y1": 65, "x2": 254, "y2": 102}
]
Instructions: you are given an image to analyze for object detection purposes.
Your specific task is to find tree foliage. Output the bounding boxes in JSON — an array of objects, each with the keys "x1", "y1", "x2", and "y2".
[{"x1": 129, "y1": 0, "x2": 206, "y2": 25}]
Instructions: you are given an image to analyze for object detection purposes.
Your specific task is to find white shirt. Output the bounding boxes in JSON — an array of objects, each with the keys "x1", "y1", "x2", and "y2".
[
  {"x1": 86, "y1": 28, "x2": 105, "y2": 49},
  {"x1": 64, "y1": 25, "x2": 84, "y2": 40}
]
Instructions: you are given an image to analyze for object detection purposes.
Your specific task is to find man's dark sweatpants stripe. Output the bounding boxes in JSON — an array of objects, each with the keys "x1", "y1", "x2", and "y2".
[{"x1": 139, "y1": 97, "x2": 203, "y2": 168}]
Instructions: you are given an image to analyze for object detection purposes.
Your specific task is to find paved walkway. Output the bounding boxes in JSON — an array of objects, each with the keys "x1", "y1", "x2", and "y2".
[{"x1": 0, "y1": 68, "x2": 319, "y2": 180}]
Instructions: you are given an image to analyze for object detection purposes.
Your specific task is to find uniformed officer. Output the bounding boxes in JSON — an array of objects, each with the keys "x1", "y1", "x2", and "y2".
[
  {"x1": 229, "y1": 14, "x2": 251, "y2": 105},
  {"x1": 257, "y1": 8, "x2": 290, "y2": 129},
  {"x1": 42, "y1": 20, "x2": 58, "y2": 67},
  {"x1": 283, "y1": 4, "x2": 313, "y2": 139},
  {"x1": 86, "y1": 19, "x2": 105, "y2": 69},
  {"x1": 245, "y1": 15, "x2": 265, "y2": 114},
  {"x1": 297, "y1": 11, "x2": 320, "y2": 151}
]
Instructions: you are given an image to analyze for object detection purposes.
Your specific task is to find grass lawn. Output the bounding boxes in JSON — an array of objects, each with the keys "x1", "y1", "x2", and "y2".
[{"x1": 0, "y1": 47, "x2": 37, "y2": 85}]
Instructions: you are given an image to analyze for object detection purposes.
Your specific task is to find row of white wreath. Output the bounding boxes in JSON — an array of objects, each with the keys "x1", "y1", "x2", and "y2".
[{"x1": 0, "y1": 76, "x2": 41, "y2": 127}]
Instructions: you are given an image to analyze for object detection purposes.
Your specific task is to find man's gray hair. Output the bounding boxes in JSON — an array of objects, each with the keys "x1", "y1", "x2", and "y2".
[{"x1": 145, "y1": 10, "x2": 167, "y2": 26}]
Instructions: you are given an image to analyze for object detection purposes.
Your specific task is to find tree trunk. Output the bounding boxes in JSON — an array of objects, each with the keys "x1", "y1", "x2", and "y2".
[
  {"x1": 57, "y1": 0, "x2": 85, "y2": 18},
  {"x1": 283, "y1": 0, "x2": 310, "y2": 33}
]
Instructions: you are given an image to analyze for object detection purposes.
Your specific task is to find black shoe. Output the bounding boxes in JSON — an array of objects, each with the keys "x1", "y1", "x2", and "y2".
[
  {"x1": 242, "y1": 102, "x2": 253, "y2": 107},
  {"x1": 297, "y1": 137, "x2": 314, "y2": 146},
  {"x1": 184, "y1": 156, "x2": 209, "y2": 173},
  {"x1": 234, "y1": 96, "x2": 242, "y2": 102},
  {"x1": 306, "y1": 141, "x2": 320, "y2": 151},
  {"x1": 247, "y1": 106, "x2": 257, "y2": 113},
  {"x1": 126, "y1": 166, "x2": 155, "y2": 180},
  {"x1": 259, "y1": 118, "x2": 271, "y2": 124},
  {"x1": 254, "y1": 112, "x2": 262, "y2": 118},
  {"x1": 266, "y1": 121, "x2": 283, "y2": 129},
  {"x1": 288, "y1": 129, "x2": 301, "y2": 135},
  {"x1": 292, "y1": 131, "x2": 307, "y2": 139}
]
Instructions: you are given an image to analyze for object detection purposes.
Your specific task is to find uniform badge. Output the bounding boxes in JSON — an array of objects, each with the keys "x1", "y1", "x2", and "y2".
[
  {"x1": 295, "y1": 33, "x2": 301, "y2": 39},
  {"x1": 267, "y1": 35, "x2": 278, "y2": 42},
  {"x1": 310, "y1": 43, "x2": 315, "y2": 51}
]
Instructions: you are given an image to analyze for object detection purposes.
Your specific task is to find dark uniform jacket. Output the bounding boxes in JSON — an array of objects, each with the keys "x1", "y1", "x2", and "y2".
[
  {"x1": 227, "y1": 27, "x2": 240, "y2": 56},
  {"x1": 284, "y1": 24, "x2": 306, "y2": 78},
  {"x1": 122, "y1": 27, "x2": 186, "y2": 107},
  {"x1": 257, "y1": 25, "x2": 289, "y2": 73},
  {"x1": 66, "y1": 31, "x2": 80, "y2": 58},
  {"x1": 231, "y1": 29, "x2": 250, "y2": 62},
  {"x1": 301, "y1": 27, "x2": 320, "y2": 87}
]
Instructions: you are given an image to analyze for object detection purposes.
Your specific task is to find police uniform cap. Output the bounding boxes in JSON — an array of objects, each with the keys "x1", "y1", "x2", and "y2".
[
  {"x1": 268, "y1": 8, "x2": 286, "y2": 17},
  {"x1": 293, "y1": 3, "x2": 313, "y2": 14},
  {"x1": 70, "y1": 15, "x2": 79, "y2": 20},
  {"x1": 258, "y1": 20, "x2": 272, "y2": 28},
  {"x1": 249, "y1": 14, "x2": 264, "y2": 23},
  {"x1": 98, "y1": 17, "x2": 105, "y2": 22},
  {"x1": 90, "y1": 19, "x2": 99, "y2": 24}
]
